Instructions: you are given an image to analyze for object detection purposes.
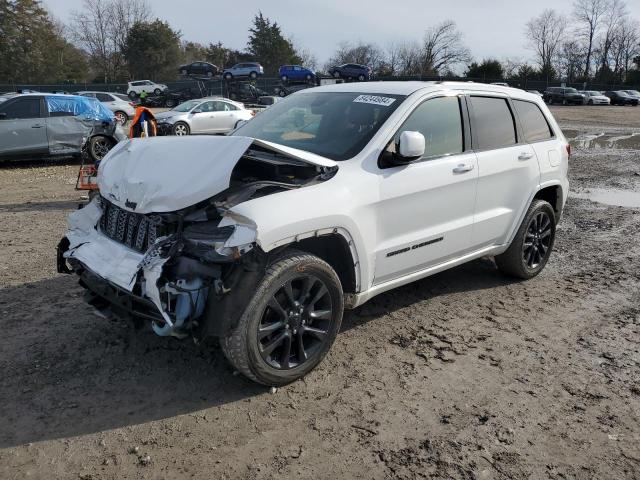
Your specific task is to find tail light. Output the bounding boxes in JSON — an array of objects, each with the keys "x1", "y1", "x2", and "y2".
[
  {"x1": 566, "y1": 144, "x2": 571, "y2": 157},
  {"x1": 250, "y1": 110, "x2": 256, "y2": 117}
]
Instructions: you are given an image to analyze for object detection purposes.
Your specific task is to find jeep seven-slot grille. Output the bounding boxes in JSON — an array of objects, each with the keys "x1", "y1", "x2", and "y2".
[{"x1": 99, "y1": 199, "x2": 163, "y2": 253}]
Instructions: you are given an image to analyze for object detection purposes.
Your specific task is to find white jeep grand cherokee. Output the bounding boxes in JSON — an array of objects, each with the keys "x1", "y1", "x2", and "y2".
[{"x1": 58, "y1": 82, "x2": 569, "y2": 386}]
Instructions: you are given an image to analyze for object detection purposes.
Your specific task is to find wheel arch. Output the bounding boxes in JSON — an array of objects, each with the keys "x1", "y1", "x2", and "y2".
[
  {"x1": 264, "y1": 228, "x2": 361, "y2": 297},
  {"x1": 534, "y1": 183, "x2": 564, "y2": 218}
]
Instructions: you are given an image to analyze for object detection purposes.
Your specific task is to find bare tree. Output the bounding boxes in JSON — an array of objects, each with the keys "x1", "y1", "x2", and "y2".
[
  {"x1": 296, "y1": 46, "x2": 318, "y2": 70},
  {"x1": 573, "y1": 0, "x2": 608, "y2": 77},
  {"x1": 396, "y1": 41, "x2": 423, "y2": 76},
  {"x1": 558, "y1": 40, "x2": 586, "y2": 81},
  {"x1": 525, "y1": 9, "x2": 566, "y2": 79},
  {"x1": 596, "y1": 0, "x2": 628, "y2": 77},
  {"x1": 609, "y1": 17, "x2": 640, "y2": 79},
  {"x1": 70, "y1": 0, "x2": 151, "y2": 82},
  {"x1": 421, "y1": 20, "x2": 471, "y2": 74},
  {"x1": 501, "y1": 57, "x2": 525, "y2": 78}
]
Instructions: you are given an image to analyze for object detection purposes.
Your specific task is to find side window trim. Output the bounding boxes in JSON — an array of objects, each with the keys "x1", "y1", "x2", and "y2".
[
  {"x1": 467, "y1": 94, "x2": 520, "y2": 152},
  {"x1": 378, "y1": 93, "x2": 469, "y2": 169}
]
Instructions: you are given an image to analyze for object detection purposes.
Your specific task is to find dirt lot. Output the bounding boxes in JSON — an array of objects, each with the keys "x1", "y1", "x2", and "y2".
[{"x1": 1, "y1": 105, "x2": 639, "y2": 479}]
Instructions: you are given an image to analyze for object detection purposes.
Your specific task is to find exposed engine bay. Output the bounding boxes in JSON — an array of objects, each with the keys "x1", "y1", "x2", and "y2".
[{"x1": 57, "y1": 137, "x2": 337, "y2": 339}]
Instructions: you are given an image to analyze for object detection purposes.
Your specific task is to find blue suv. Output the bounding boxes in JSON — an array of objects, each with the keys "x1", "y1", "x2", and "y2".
[{"x1": 279, "y1": 65, "x2": 316, "y2": 82}]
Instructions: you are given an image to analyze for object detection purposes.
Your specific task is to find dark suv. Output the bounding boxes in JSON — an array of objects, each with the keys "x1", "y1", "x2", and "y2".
[
  {"x1": 179, "y1": 61, "x2": 218, "y2": 77},
  {"x1": 328, "y1": 63, "x2": 371, "y2": 81},
  {"x1": 543, "y1": 87, "x2": 586, "y2": 105},
  {"x1": 604, "y1": 91, "x2": 639, "y2": 106}
]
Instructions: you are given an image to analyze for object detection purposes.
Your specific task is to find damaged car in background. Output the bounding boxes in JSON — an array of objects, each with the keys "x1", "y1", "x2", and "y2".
[
  {"x1": 0, "y1": 93, "x2": 126, "y2": 162},
  {"x1": 58, "y1": 82, "x2": 569, "y2": 386}
]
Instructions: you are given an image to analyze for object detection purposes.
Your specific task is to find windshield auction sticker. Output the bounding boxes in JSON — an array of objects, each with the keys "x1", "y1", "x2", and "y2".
[{"x1": 353, "y1": 95, "x2": 396, "y2": 106}]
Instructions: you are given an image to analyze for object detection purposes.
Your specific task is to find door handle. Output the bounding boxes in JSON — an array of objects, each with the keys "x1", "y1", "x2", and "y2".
[
  {"x1": 452, "y1": 163, "x2": 474, "y2": 174},
  {"x1": 518, "y1": 152, "x2": 533, "y2": 160},
  {"x1": 31, "y1": 124, "x2": 44, "y2": 128}
]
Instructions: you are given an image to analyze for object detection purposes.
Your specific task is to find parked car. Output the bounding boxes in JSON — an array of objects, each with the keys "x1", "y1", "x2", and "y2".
[
  {"x1": 620, "y1": 90, "x2": 640, "y2": 102},
  {"x1": 279, "y1": 65, "x2": 316, "y2": 82},
  {"x1": 275, "y1": 83, "x2": 315, "y2": 97},
  {"x1": 225, "y1": 82, "x2": 278, "y2": 105},
  {"x1": 543, "y1": 87, "x2": 585, "y2": 105},
  {"x1": 603, "y1": 90, "x2": 639, "y2": 106},
  {"x1": 0, "y1": 93, "x2": 125, "y2": 161},
  {"x1": 154, "y1": 97, "x2": 253, "y2": 136},
  {"x1": 127, "y1": 80, "x2": 168, "y2": 99},
  {"x1": 179, "y1": 61, "x2": 219, "y2": 77},
  {"x1": 140, "y1": 87, "x2": 199, "y2": 108},
  {"x1": 328, "y1": 64, "x2": 371, "y2": 81},
  {"x1": 58, "y1": 82, "x2": 568, "y2": 386},
  {"x1": 77, "y1": 91, "x2": 136, "y2": 125},
  {"x1": 579, "y1": 90, "x2": 610, "y2": 105},
  {"x1": 222, "y1": 62, "x2": 264, "y2": 80}
]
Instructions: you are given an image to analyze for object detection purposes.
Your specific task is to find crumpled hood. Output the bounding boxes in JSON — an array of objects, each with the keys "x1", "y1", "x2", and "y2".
[
  {"x1": 98, "y1": 135, "x2": 337, "y2": 214},
  {"x1": 154, "y1": 110, "x2": 177, "y2": 121}
]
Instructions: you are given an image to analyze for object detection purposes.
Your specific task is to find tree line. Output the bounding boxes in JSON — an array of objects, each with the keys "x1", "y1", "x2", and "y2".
[{"x1": 0, "y1": 0, "x2": 638, "y2": 86}]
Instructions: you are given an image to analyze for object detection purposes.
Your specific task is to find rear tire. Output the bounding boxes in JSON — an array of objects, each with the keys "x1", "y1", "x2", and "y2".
[
  {"x1": 281, "y1": 75, "x2": 288, "y2": 82},
  {"x1": 128, "y1": 91, "x2": 137, "y2": 100},
  {"x1": 220, "y1": 250, "x2": 344, "y2": 386},
  {"x1": 154, "y1": 88, "x2": 162, "y2": 95},
  {"x1": 495, "y1": 199, "x2": 556, "y2": 279},
  {"x1": 250, "y1": 71, "x2": 258, "y2": 79},
  {"x1": 358, "y1": 74, "x2": 366, "y2": 81},
  {"x1": 113, "y1": 111, "x2": 128, "y2": 125},
  {"x1": 224, "y1": 73, "x2": 233, "y2": 81}
]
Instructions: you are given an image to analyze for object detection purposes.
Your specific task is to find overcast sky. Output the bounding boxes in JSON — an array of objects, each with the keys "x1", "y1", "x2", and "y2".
[{"x1": 43, "y1": 0, "x2": 640, "y2": 67}]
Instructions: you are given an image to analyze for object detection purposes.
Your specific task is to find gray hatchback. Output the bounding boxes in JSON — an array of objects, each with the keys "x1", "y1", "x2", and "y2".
[
  {"x1": 0, "y1": 93, "x2": 126, "y2": 161},
  {"x1": 222, "y1": 62, "x2": 264, "y2": 80}
]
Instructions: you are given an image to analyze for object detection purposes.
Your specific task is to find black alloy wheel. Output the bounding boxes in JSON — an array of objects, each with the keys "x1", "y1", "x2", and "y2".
[
  {"x1": 495, "y1": 199, "x2": 556, "y2": 279},
  {"x1": 258, "y1": 275, "x2": 333, "y2": 370},
  {"x1": 522, "y1": 211, "x2": 553, "y2": 269}
]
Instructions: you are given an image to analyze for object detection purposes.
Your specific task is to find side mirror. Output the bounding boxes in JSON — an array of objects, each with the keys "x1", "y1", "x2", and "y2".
[
  {"x1": 192, "y1": 109, "x2": 202, "y2": 114},
  {"x1": 395, "y1": 131, "x2": 425, "y2": 162},
  {"x1": 379, "y1": 131, "x2": 425, "y2": 168}
]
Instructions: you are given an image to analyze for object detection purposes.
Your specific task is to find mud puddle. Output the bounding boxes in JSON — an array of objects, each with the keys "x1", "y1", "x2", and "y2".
[
  {"x1": 571, "y1": 187, "x2": 640, "y2": 207},
  {"x1": 563, "y1": 130, "x2": 640, "y2": 149}
]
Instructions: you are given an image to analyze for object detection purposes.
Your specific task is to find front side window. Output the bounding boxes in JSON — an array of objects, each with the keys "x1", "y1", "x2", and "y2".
[
  {"x1": 469, "y1": 96, "x2": 516, "y2": 150},
  {"x1": 233, "y1": 92, "x2": 406, "y2": 160},
  {"x1": 394, "y1": 96, "x2": 463, "y2": 159},
  {"x1": 0, "y1": 98, "x2": 41, "y2": 119},
  {"x1": 513, "y1": 100, "x2": 553, "y2": 143}
]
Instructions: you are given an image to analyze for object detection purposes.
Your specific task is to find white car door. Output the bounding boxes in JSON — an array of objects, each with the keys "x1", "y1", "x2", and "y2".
[
  {"x1": 467, "y1": 95, "x2": 539, "y2": 249},
  {"x1": 374, "y1": 95, "x2": 479, "y2": 285},
  {"x1": 213, "y1": 101, "x2": 243, "y2": 132},
  {"x1": 188, "y1": 101, "x2": 218, "y2": 134}
]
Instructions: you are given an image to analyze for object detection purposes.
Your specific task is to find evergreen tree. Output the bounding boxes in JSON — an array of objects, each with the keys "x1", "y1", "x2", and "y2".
[{"x1": 246, "y1": 12, "x2": 301, "y2": 74}]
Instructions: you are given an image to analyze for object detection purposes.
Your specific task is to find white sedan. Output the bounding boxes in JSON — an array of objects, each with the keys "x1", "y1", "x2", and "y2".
[
  {"x1": 155, "y1": 98, "x2": 254, "y2": 136},
  {"x1": 580, "y1": 91, "x2": 611, "y2": 105}
]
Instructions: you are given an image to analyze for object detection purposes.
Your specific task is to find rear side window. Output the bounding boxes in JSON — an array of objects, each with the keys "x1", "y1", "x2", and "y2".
[
  {"x1": 513, "y1": 100, "x2": 553, "y2": 142},
  {"x1": 395, "y1": 96, "x2": 463, "y2": 159},
  {"x1": 469, "y1": 96, "x2": 516, "y2": 150},
  {"x1": 0, "y1": 97, "x2": 41, "y2": 119},
  {"x1": 95, "y1": 93, "x2": 112, "y2": 102}
]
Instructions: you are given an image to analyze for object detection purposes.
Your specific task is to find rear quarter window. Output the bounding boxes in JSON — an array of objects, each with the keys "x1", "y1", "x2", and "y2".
[
  {"x1": 513, "y1": 100, "x2": 553, "y2": 142},
  {"x1": 469, "y1": 96, "x2": 516, "y2": 150}
]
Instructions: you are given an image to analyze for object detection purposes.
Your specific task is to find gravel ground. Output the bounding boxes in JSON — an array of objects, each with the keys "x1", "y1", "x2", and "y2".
[{"x1": 0, "y1": 105, "x2": 639, "y2": 479}]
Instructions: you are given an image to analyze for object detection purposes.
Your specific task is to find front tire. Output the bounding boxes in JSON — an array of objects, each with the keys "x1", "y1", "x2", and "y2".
[
  {"x1": 172, "y1": 122, "x2": 190, "y2": 136},
  {"x1": 495, "y1": 199, "x2": 556, "y2": 279},
  {"x1": 154, "y1": 88, "x2": 162, "y2": 95},
  {"x1": 89, "y1": 135, "x2": 114, "y2": 162},
  {"x1": 358, "y1": 74, "x2": 366, "y2": 81},
  {"x1": 250, "y1": 71, "x2": 258, "y2": 79},
  {"x1": 128, "y1": 91, "x2": 137, "y2": 100},
  {"x1": 221, "y1": 251, "x2": 344, "y2": 386}
]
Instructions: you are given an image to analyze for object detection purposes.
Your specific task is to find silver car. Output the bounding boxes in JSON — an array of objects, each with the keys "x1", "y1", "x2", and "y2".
[
  {"x1": 222, "y1": 62, "x2": 264, "y2": 80},
  {"x1": 77, "y1": 91, "x2": 136, "y2": 125},
  {"x1": 154, "y1": 97, "x2": 254, "y2": 136}
]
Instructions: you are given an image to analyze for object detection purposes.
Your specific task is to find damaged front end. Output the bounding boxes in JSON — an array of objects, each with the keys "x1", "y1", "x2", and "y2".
[{"x1": 57, "y1": 136, "x2": 337, "y2": 339}]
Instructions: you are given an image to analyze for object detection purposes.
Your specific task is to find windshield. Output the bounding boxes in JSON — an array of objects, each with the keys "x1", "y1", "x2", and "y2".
[
  {"x1": 625, "y1": 90, "x2": 639, "y2": 95},
  {"x1": 232, "y1": 91, "x2": 406, "y2": 160},
  {"x1": 173, "y1": 99, "x2": 201, "y2": 112},
  {"x1": 616, "y1": 91, "x2": 629, "y2": 97}
]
